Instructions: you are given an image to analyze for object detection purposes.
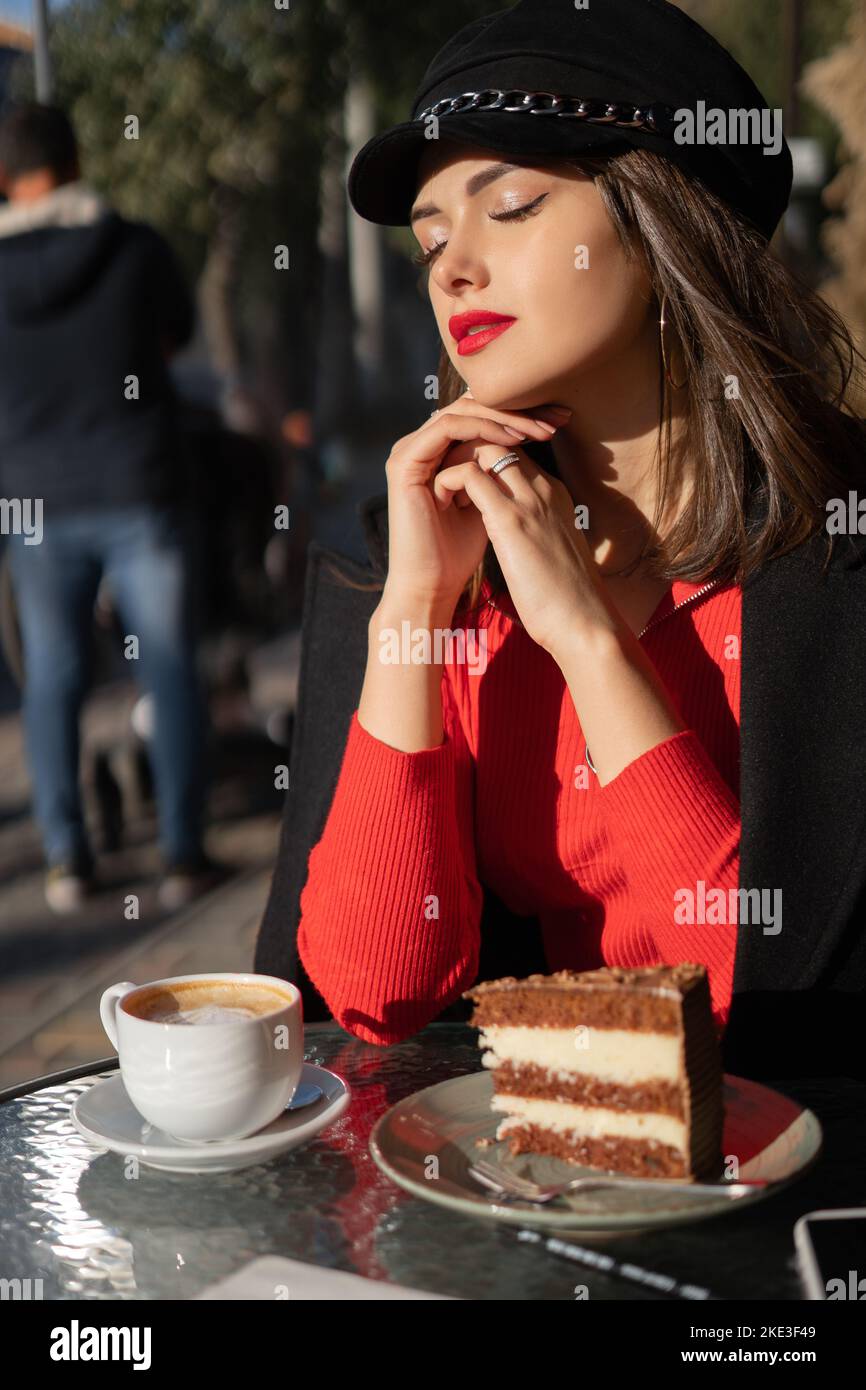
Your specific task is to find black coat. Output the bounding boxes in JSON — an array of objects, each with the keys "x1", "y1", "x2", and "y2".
[
  {"x1": 255, "y1": 442, "x2": 866, "y2": 1083},
  {"x1": 0, "y1": 200, "x2": 193, "y2": 513}
]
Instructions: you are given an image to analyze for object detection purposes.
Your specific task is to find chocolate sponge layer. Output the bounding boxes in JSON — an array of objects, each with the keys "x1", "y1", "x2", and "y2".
[
  {"x1": 464, "y1": 964, "x2": 709, "y2": 1033},
  {"x1": 497, "y1": 1123, "x2": 690, "y2": 1179},
  {"x1": 493, "y1": 1061, "x2": 685, "y2": 1117}
]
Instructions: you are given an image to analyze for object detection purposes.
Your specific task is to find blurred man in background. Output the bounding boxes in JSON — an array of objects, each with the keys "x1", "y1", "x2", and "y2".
[{"x1": 0, "y1": 102, "x2": 217, "y2": 914}]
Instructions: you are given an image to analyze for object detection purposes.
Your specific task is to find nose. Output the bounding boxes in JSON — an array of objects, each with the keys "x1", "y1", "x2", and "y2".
[{"x1": 430, "y1": 230, "x2": 490, "y2": 296}]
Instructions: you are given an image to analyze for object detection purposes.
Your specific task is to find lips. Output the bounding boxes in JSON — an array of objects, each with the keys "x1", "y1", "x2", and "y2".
[
  {"x1": 449, "y1": 310, "x2": 517, "y2": 357},
  {"x1": 449, "y1": 310, "x2": 517, "y2": 343}
]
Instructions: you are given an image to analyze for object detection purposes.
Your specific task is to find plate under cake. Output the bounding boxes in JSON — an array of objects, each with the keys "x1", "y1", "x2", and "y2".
[{"x1": 463, "y1": 963, "x2": 724, "y2": 1181}]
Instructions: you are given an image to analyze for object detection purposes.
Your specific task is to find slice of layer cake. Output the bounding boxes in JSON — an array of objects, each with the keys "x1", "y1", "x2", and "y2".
[{"x1": 463, "y1": 963, "x2": 724, "y2": 1180}]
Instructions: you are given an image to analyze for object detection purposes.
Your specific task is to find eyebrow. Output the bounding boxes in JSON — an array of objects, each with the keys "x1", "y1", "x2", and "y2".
[{"x1": 410, "y1": 162, "x2": 528, "y2": 225}]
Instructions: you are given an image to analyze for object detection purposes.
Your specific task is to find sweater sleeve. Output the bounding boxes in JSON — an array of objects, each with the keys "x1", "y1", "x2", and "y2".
[
  {"x1": 297, "y1": 668, "x2": 483, "y2": 1045},
  {"x1": 595, "y1": 729, "x2": 740, "y2": 1032}
]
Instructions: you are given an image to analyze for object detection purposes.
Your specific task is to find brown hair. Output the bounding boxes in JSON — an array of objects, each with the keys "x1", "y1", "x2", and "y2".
[
  {"x1": 0, "y1": 103, "x2": 78, "y2": 182},
  {"x1": 337, "y1": 147, "x2": 866, "y2": 614}
]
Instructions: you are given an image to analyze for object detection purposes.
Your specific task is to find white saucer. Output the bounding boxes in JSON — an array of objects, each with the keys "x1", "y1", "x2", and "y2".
[{"x1": 71, "y1": 1062, "x2": 350, "y2": 1173}]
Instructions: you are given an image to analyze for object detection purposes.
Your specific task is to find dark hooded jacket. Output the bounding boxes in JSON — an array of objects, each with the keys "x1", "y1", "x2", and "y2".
[{"x1": 0, "y1": 180, "x2": 194, "y2": 512}]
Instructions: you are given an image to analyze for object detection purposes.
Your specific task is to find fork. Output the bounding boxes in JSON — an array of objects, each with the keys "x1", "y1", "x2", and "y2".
[{"x1": 468, "y1": 1158, "x2": 769, "y2": 1204}]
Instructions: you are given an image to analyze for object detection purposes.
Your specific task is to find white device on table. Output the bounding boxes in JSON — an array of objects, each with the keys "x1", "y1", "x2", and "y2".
[{"x1": 794, "y1": 1208, "x2": 866, "y2": 1300}]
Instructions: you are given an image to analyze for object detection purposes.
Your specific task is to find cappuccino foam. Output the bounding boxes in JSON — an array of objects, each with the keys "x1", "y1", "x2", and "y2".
[{"x1": 126, "y1": 981, "x2": 290, "y2": 1025}]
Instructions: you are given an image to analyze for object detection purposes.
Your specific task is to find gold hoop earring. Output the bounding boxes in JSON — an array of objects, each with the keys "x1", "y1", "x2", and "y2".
[{"x1": 659, "y1": 292, "x2": 688, "y2": 391}]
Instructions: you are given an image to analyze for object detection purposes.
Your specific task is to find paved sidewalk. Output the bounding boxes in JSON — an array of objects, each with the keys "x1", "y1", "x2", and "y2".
[
  {"x1": 0, "y1": 441, "x2": 388, "y2": 1092},
  {"x1": 0, "y1": 863, "x2": 275, "y2": 1088},
  {"x1": 0, "y1": 634, "x2": 298, "y2": 1090}
]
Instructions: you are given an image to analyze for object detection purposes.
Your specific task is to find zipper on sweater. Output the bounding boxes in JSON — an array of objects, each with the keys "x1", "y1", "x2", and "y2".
[
  {"x1": 485, "y1": 577, "x2": 721, "y2": 639},
  {"x1": 634, "y1": 578, "x2": 721, "y2": 640}
]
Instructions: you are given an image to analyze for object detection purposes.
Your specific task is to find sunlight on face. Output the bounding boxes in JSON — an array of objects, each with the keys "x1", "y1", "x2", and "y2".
[{"x1": 411, "y1": 142, "x2": 654, "y2": 411}]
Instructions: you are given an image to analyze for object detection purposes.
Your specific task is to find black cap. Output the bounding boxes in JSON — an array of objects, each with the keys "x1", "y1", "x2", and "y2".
[{"x1": 347, "y1": 0, "x2": 793, "y2": 241}]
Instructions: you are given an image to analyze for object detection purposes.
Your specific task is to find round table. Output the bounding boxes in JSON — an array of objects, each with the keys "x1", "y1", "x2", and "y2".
[{"x1": 1, "y1": 1021, "x2": 863, "y2": 1300}]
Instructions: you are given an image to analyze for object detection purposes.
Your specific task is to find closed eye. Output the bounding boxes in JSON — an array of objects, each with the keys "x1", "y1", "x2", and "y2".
[{"x1": 411, "y1": 193, "x2": 549, "y2": 267}]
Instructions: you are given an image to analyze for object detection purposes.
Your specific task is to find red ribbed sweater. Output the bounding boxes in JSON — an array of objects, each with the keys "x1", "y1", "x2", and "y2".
[{"x1": 298, "y1": 574, "x2": 742, "y2": 1046}]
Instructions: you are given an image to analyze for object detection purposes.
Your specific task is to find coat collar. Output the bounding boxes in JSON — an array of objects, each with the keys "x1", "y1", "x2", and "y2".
[{"x1": 0, "y1": 180, "x2": 109, "y2": 239}]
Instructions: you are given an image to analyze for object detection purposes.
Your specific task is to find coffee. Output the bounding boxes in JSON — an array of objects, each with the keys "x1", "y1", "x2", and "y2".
[
  {"x1": 101, "y1": 972, "x2": 302, "y2": 1141},
  {"x1": 125, "y1": 980, "x2": 290, "y2": 1026}
]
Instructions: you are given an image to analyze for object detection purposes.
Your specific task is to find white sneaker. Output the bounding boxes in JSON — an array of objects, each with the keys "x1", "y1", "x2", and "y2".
[
  {"x1": 45, "y1": 860, "x2": 95, "y2": 914},
  {"x1": 157, "y1": 856, "x2": 225, "y2": 912}
]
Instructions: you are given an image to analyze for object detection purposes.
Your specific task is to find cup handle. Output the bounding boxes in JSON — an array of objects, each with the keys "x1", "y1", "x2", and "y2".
[{"x1": 99, "y1": 982, "x2": 138, "y2": 1051}]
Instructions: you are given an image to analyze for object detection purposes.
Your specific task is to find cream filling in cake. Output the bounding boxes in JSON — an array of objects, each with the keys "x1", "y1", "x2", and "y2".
[
  {"x1": 490, "y1": 1095, "x2": 687, "y2": 1149},
  {"x1": 477, "y1": 1025, "x2": 681, "y2": 1083}
]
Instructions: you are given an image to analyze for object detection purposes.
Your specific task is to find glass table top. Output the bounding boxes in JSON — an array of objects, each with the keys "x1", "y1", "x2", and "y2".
[{"x1": 0, "y1": 1021, "x2": 862, "y2": 1301}]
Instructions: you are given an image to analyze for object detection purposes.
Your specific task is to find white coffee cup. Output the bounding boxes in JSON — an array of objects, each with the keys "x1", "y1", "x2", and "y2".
[{"x1": 99, "y1": 972, "x2": 303, "y2": 1143}]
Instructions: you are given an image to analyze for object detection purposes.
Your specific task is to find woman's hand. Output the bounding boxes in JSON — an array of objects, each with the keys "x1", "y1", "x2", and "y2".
[
  {"x1": 381, "y1": 391, "x2": 571, "y2": 614},
  {"x1": 432, "y1": 442, "x2": 621, "y2": 659}
]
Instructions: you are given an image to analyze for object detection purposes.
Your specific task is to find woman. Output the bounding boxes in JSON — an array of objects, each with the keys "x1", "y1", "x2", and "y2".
[{"x1": 262, "y1": 0, "x2": 866, "y2": 1079}]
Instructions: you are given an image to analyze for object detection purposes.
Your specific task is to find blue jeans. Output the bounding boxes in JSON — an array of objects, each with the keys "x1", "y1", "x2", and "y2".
[{"x1": 6, "y1": 503, "x2": 209, "y2": 868}]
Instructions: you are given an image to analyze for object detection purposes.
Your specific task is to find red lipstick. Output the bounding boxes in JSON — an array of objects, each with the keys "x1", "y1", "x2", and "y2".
[{"x1": 449, "y1": 310, "x2": 517, "y2": 357}]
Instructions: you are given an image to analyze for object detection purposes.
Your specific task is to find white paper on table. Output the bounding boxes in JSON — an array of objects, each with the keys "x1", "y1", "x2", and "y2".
[{"x1": 194, "y1": 1255, "x2": 459, "y2": 1300}]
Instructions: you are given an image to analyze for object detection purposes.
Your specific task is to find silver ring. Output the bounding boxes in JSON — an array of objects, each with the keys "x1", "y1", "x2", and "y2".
[{"x1": 490, "y1": 452, "x2": 520, "y2": 476}]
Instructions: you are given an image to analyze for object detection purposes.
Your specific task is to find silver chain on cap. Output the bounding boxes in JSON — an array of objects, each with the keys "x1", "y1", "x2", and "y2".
[{"x1": 415, "y1": 89, "x2": 676, "y2": 138}]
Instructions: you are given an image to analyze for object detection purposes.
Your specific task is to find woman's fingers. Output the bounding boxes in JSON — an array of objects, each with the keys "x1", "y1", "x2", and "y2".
[
  {"x1": 417, "y1": 393, "x2": 566, "y2": 444},
  {"x1": 389, "y1": 416, "x2": 534, "y2": 475},
  {"x1": 433, "y1": 461, "x2": 475, "y2": 509},
  {"x1": 455, "y1": 390, "x2": 572, "y2": 430},
  {"x1": 438, "y1": 459, "x2": 530, "y2": 531},
  {"x1": 433, "y1": 450, "x2": 536, "y2": 511}
]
